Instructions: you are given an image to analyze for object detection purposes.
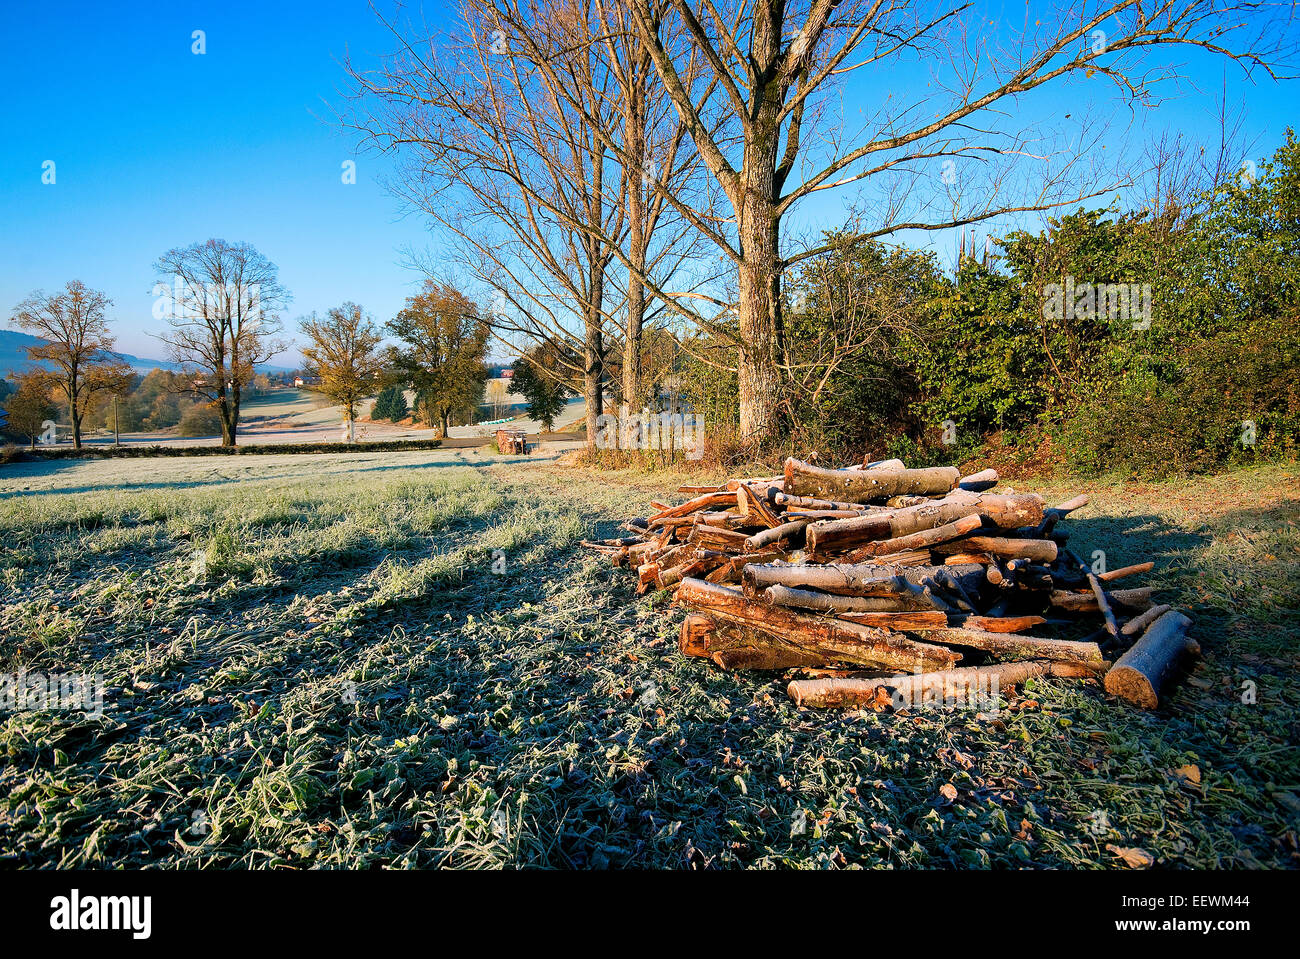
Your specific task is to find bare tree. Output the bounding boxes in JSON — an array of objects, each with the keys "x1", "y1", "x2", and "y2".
[
  {"x1": 613, "y1": 0, "x2": 1292, "y2": 437},
  {"x1": 154, "y1": 239, "x2": 290, "y2": 447},
  {"x1": 9, "y1": 280, "x2": 131, "y2": 449},
  {"x1": 348, "y1": 0, "x2": 624, "y2": 444},
  {"x1": 300, "y1": 303, "x2": 386, "y2": 442}
]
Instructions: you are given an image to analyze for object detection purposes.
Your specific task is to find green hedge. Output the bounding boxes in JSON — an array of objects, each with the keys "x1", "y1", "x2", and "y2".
[{"x1": 7, "y1": 438, "x2": 444, "y2": 462}]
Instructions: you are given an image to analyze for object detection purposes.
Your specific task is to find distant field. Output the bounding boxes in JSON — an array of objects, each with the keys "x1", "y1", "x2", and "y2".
[{"x1": 0, "y1": 453, "x2": 1296, "y2": 868}]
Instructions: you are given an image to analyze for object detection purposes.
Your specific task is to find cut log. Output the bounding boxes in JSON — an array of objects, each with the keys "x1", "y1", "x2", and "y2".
[
  {"x1": 957, "y1": 468, "x2": 999, "y2": 491},
  {"x1": 703, "y1": 550, "x2": 786, "y2": 584},
  {"x1": 1099, "y1": 561, "x2": 1155, "y2": 583},
  {"x1": 842, "y1": 548, "x2": 933, "y2": 567},
  {"x1": 674, "y1": 578, "x2": 959, "y2": 672},
  {"x1": 852, "y1": 514, "x2": 983, "y2": 557},
  {"x1": 688, "y1": 525, "x2": 752, "y2": 551},
  {"x1": 1119, "y1": 603, "x2": 1173, "y2": 637},
  {"x1": 916, "y1": 627, "x2": 1105, "y2": 666},
  {"x1": 784, "y1": 509, "x2": 866, "y2": 520},
  {"x1": 763, "y1": 584, "x2": 933, "y2": 613},
  {"x1": 834, "y1": 610, "x2": 949, "y2": 629},
  {"x1": 935, "y1": 535, "x2": 1058, "y2": 563},
  {"x1": 1104, "y1": 609, "x2": 1198, "y2": 708},
  {"x1": 784, "y1": 458, "x2": 960, "y2": 503},
  {"x1": 772, "y1": 491, "x2": 866, "y2": 511},
  {"x1": 884, "y1": 494, "x2": 936, "y2": 507},
  {"x1": 950, "y1": 615, "x2": 1046, "y2": 633},
  {"x1": 1050, "y1": 587, "x2": 1152, "y2": 612},
  {"x1": 806, "y1": 492, "x2": 1045, "y2": 553},
  {"x1": 679, "y1": 613, "x2": 846, "y2": 670},
  {"x1": 1036, "y1": 494, "x2": 1089, "y2": 536},
  {"x1": 788, "y1": 660, "x2": 1096, "y2": 709},
  {"x1": 737, "y1": 483, "x2": 783, "y2": 528},
  {"x1": 743, "y1": 562, "x2": 986, "y2": 599},
  {"x1": 745, "y1": 520, "x2": 809, "y2": 552},
  {"x1": 648, "y1": 491, "x2": 737, "y2": 525}
]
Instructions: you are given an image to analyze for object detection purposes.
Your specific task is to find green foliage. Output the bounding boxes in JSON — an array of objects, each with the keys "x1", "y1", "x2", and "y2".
[
  {"x1": 783, "y1": 236, "x2": 941, "y2": 456},
  {"x1": 510, "y1": 346, "x2": 572, "y2": 431},
  {"x1": 178, "y1": 402, "x2": 224, "y2": 437},
  {"x1": 386, "y1": 280, "x2": 490, "y2": 436},
  {"x1": 371, "y1": 386, "x2": 408, "y2": 422},
  {"x1": 766, "y1": 131, "x2": 1300, "y2": 476}
]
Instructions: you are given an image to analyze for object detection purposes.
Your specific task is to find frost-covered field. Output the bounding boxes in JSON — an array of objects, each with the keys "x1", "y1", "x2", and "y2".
[{"x1": 1, "y1": 452, "x2": 1297, "y2": 868}]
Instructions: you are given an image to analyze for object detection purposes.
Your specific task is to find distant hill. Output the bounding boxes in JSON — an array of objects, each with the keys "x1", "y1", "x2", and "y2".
[{"x1": 0, "y1": 329, "x2": 290, "y2": 380}]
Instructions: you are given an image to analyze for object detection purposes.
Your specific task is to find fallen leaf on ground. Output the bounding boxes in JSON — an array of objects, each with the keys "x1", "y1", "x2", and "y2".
[{"x1": 1107, "y1": 844, "x2": 1155, "y2": 869}]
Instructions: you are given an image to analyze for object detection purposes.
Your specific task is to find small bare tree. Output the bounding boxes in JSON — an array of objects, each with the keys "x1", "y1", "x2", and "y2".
[
  {"x1": 154, "y1": 239, "x2": 290, "y2": 447},
  {"x1": 299, "y1": 303, "x2": 386, "y2": 442},
  {"x1": 9, "y1": 280, "x2": 131, "y2": 449}
]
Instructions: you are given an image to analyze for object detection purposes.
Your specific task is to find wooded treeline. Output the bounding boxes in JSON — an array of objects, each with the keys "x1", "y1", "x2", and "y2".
[{"x1": 347, "y1": 0, "x2": 1294, "y2": 468}]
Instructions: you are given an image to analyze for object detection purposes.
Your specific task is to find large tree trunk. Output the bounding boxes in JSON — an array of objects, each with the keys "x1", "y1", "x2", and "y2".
[
  {"x1": 218, "y1": 392, "x2": 236, "y2": 448},
  {"x1": 623, "y1": 83, "x2": 646, "y2": 410},
  {"x1": 734, "y1": 15, "x2": 784, "y2": 439},
  {"x1": 583, "y1": 302, "x2": 604, "y2": 447}
]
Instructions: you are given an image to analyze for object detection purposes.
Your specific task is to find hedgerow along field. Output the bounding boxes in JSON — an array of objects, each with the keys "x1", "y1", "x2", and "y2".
[{"x1": 0, "y1": 450, "x2": 1297, "y2": 868}]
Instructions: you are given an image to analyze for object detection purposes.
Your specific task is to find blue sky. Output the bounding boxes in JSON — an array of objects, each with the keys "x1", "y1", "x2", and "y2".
[{"x1": 2, "y1": 1, "x2": 1296, "y2": 363}]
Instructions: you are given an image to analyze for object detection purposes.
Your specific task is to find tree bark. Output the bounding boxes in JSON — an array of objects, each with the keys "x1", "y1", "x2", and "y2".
[
  {"x1": 852, "y1": 514, "x2": 982, "y2": 557},
  {"x1": 623, "y1": 81, "x2": 647, "y2": 409},
  {"x1": 734, "y1": 9, "x2": 785, "y2": 439},
  {"x1": 763, "y1": 583, "x2": 933, "y2": 613},
  {"x1": 743, "y1": 562, "x2": 986, "y2": 599},
  {"x1": 1050, "y1": 587, "x2": 1152, "y2": 612},
  {"x1": 934, "y1": 536, "x2": 1059, "y2": 563},
  {"x1": 680, "y1": 612, "x2": 866, "y2": 671}
]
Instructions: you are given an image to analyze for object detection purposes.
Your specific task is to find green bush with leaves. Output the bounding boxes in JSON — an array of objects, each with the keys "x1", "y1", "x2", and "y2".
[{"x1": 371, "y1": 386, "x2": 408, "y2": 422}]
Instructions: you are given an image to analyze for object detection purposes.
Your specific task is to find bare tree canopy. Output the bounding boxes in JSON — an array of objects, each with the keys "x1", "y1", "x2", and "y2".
[
  {"x1": 9, "y1": 279, "x2": 132, "y2": 449},
  {"x1": 154, "y1": 239, "x2": 290, "y2": 447}
]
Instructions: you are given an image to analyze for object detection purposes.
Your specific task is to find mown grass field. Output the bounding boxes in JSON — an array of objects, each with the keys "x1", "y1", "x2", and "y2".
[{"x1": 1, "y1": 450, "x2": 1297, "y2": 869}]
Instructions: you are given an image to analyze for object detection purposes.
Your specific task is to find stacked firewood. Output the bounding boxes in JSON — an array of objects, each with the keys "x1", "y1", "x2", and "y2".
[{"x1": 583, "y1": 457, "x2": 1199, "y2": 711}]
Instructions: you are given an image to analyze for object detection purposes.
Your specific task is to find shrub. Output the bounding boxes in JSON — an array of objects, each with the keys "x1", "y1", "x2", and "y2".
[{"x1": 178, "y1": 402, "x2": 224, "y2": 437}]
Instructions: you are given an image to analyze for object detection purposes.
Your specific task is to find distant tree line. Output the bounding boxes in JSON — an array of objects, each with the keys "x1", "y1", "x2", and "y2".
[{"x1": 4, "y1": 244, "x2": 494, "y2": 449}]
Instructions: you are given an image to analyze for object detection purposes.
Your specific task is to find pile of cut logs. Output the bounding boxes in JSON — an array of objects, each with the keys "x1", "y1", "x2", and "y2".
[{"x1": 583, "y1": 457, "x2": 1199, "y2": 711}]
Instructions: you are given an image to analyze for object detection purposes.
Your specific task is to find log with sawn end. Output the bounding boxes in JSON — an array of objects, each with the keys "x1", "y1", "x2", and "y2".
[
  {"x1": 787, "y1": 660, "x2": 1097, "y2": 709},
  {"x1": 784, "y1": 458, "x2": 959, "y2": 502},
  {"x1": 805, "y1": 492, "x2": 1045, "y2": 553},
  {"x1": 1104, "y1": 609, "x2": 1198, "y2": 708},
  {"x1": 674, "y1": 577, "x2": 959, "y2": 672}
]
